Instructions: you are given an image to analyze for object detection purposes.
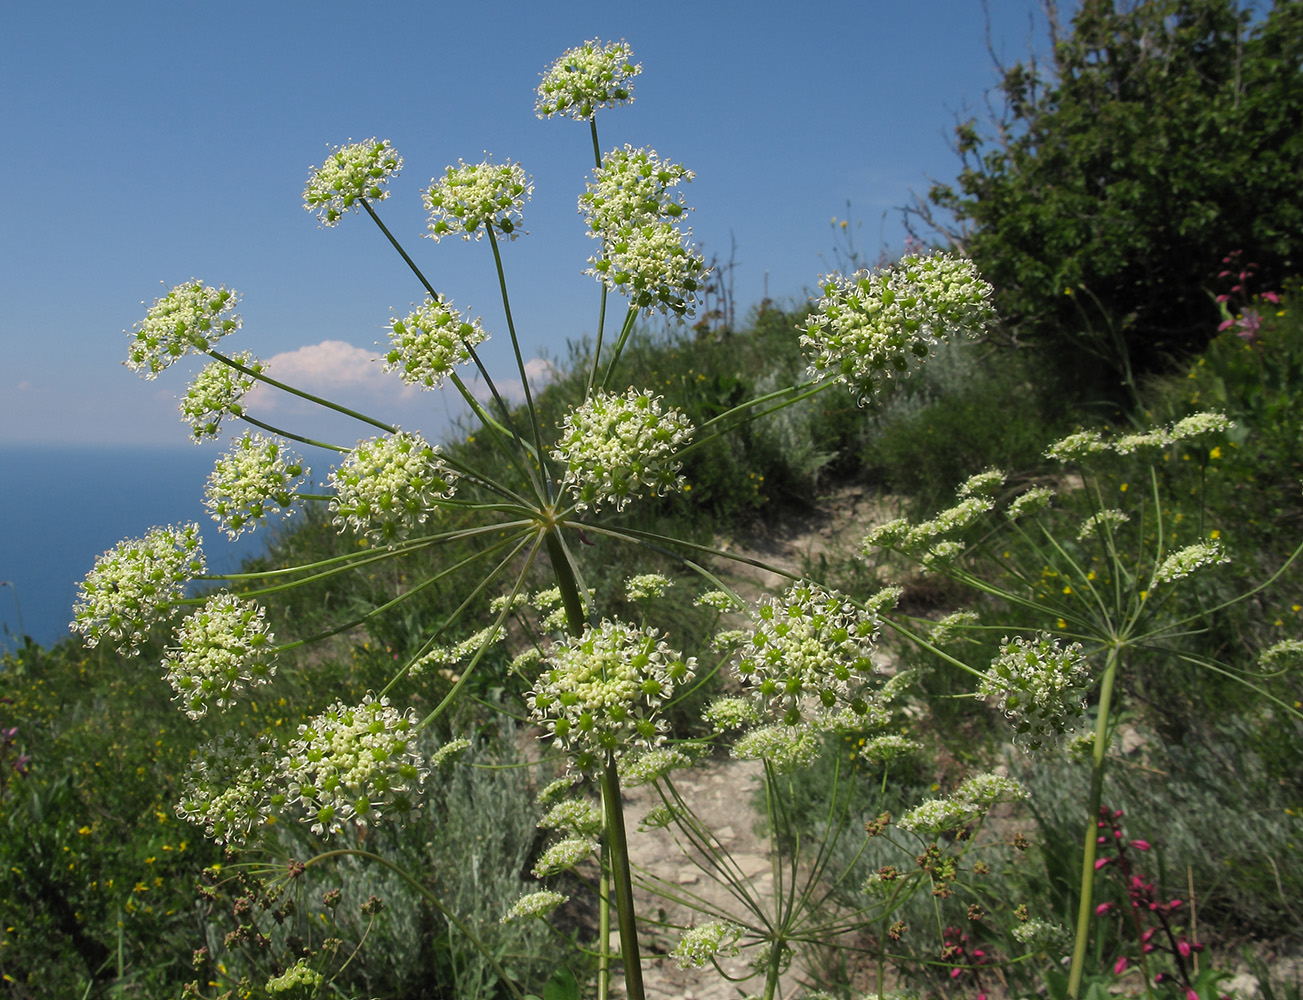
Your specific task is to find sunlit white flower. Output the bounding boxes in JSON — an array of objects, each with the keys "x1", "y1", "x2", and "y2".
[
  {"x1": 1150, "y1": 541, "x2": 1230, "y2": 586},
  {"x1": 126, "y1": 280, "x2": 241, "y2": 378},
  {"x1": 1044, "y1": 430, "x2": 1108, "y2": 463},
  {"x1": 71, "y1": 523, "x2": 205, "y2": 654},
  {"x1": 554, "y1": 388, "x2": 694, "y2": 511},
  {"x1": 384, "y1": 295, "x2": 488, "y2": 389},
  {"x1": 205, "y1": 432, "x2": 307, "y2": 539},
  {"x1": 423, "y1": 158, "x2": 532, "y2": 242},
  {"x1": 1006, "y1": 486, "x2": 1056, "y2": 520},
  {"x1": 536, "y1": 39, "x2": 641, "y2": 120},
  {"x1": 581, "y1": 145, "x2": 694, "y2": 237},
  {"x1": 539, "y1": 798, "x2": 603, "y2": 837},
  {"x1": 733, "y1": 580, "x2": 881, "y2": 727},
  {"x1": 528, "y1": 619, "x2": 695, "y2": 773},
  {"x1": 897, "y1": 796, "x2": 979, "y2": 836},
  {"x1": 328, "y1": 431, "x2": 456, "y2": 545},
  {"x1": 502, "y1": 890, "x2": 568, "y2": 924},
  {"x1": 802, "y1": 253, "x2": 994, "y2": 405},
  {"x1": 531, "y1": 837, "x2": 595, "y2": 877},
  {"x1": 592, "y1": 221, "x2": 708, "y2": 316},
  {"x1": 625, "y1": 573, "x2": 673, "y2": 601},
  {"x1": 957, "y1": 469, "x2": 1006, "y2": 498},
  {"x1": 1168, "y1": 411, "x2": 1233, "y2": 442},
  {"x1": 282, "y1": 695, "x2": 428, "y2": 837},
  {"x1": 732, "y1": 723, "x2": 821, "y2": 771},
  {"x1": 1259, "y1": 638, "x2": 1303, "y2": 673},
  {"x1": 303, "y1": 138, "x2": 402, "y2": 226},
  {"x1": 163, "y1": 593, "x2": 276, "y2": 719},
  {"x1": 179, "y1": 352, "x2": 262, "y2": 442}
]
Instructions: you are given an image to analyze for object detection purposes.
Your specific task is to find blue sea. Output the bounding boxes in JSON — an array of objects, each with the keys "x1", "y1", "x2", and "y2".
[{"x1": 0, "y1": 445, "x2": 280, "y2": 651}]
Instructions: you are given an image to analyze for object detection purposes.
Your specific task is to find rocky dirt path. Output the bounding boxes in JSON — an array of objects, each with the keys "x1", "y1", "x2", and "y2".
[
  {"x1": 614, "y1": 487, "x2": 894, "y2": 1000},
  {"x1": 618, "y1": 758, "x2": 806, "y2": 1000}
]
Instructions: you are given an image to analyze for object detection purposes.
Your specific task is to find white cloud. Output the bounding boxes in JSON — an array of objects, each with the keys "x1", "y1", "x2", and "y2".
[{"x1": 245, "y1": 340, "x2": 403, "y2": 410}]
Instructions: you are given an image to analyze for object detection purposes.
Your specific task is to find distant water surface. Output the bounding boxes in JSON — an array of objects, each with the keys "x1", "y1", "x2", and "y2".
[{"x1": 0, "y1": 445, "x2": 274, "y2": 650}]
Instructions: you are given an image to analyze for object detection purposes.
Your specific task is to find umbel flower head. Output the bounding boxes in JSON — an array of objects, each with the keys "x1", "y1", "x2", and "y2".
[
  {"x1": 303, "y1": 138, "x2": 402, "y2": 226},
  {"x1": 179, "y1": 352, "x2": 262, "y2": 442},
  {"x1": 733, "y1": 580, "x2": 882, "y2": 728},
  {"x1": 554, "y1": 388, "x2": 694, "y2": 511},
  {"x1": 527, "y1": 619, "x2": 696, "y2": 774},
  {"x1": 801, "y1": 253, "x2": 995, "y2": 405},
  {"x1": 423, "y1": 158, "x2": 532, "y2": 242},
  {"x1": 580, "y1": 146, "x2": 705, "y2": 315},
  {"x1": 281, "y1": 695, "x2": 429, "y2": 837},
  {"x1": 126, "y1": 280, "x2": 241, "y2": 379},
  {"x1": 979, "y1": 632, "x2": 1091, "y2": 752},
  {"x1": 384, "y1": 295, "x2": 488, "y2": 389},
  {"x1": 175, "y1": 731, "x2": 283, "y2": 846},
  {"x1": 163, "y1": 593, "x2": 277, "y2": 719},
  {"x1": 536, "y1": 39, "x2": 641, "y2": 120},
  {"x1": 205, "y1": 432, "x2": 307, "y2": 539},
  {"x1": 71, "y1": 522, "x2": 205, "y2": 654},
  {"x1": 328, "y1": 430, "x2": 456, "y2": 545}
]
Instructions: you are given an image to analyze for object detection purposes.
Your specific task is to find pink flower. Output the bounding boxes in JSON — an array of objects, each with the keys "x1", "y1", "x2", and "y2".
[
  {"x1": 1130, "y1": 839, "x2": 1151, "y2": 850},
  {"x1": 1095, "y1": 902, "x2": 1114, "y2": 915},
  {"x1": 1095, "y1": 857, "x2": 1113, "y2": 870},
  {"x1": 1113, "y1": 955, "x2": 1128, "y2": 974},
  {"x1": 950, "y1": 967, "x2": 962, "y2": 979},
  {"x1": 1179, "y1": 940, "x2": 1192, "y2": 957},
  {"x1": 1263, "y1": 291, "x2": 1281, "y2": 304},
  {"x1": 1187, "y1": 991, "x2": 1200, "y2": 1000}
]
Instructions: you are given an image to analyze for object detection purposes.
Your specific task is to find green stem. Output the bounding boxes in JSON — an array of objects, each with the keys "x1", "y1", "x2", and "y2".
[
  {"x1": 486, "y1": 226, "x2": 551, "y2": 502},
  {"x1": 1068, "y1": 645, "x2": 1121, "y2": 999},
  {"x1": 305, "y1": 849, "x2": 526, "y2": 1000},
  {"x1": 602, "y1": 752, "x2": 645, "y2": 1000},
  {"x1": 545, "y1": 521, "x2": 643, "y2": 1000},
  {"x1": 237, "y1": 413, "x2": 347, "y2": 452},
  {"x1": 597, "y1": 803, "x2": 612, "y2": 1000},
  {"x1": 206, "y1": 349, "x2": 395, "y2": 433}
]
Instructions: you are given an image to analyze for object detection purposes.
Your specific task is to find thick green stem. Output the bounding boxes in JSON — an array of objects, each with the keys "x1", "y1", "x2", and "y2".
[
  {"x1": 546, "y1": 522, "x2": 644, "y2": 1000},
  {"x1": 761, "y1": 936, "x2": 785, "y2": 1000},
  {"x1": 602, "y1": 753, "x2": 645, "y2": 1000},
  {"x1": 1068, "y1": 646, "x2": 1121, "y2": 998}
]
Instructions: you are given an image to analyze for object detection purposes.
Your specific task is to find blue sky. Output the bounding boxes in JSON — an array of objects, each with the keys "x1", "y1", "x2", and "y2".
[{"x1": 1, "y1": 0, "x2": 1056, "y2": 449}]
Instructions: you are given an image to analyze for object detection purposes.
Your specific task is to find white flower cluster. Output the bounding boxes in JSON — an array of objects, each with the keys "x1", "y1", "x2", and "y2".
[
  {"x1": 581, "y1": 145, "x2": 705, "y2": 316},
  {"x1": 801, "y1": 253, "x2": 995, "y2": 405},
  {"x1": 858, "y1": 735, "x2": 922, "y2": 762},
  {"x1": 733, "y1": 581, "x2": 881, "y2": 728},
  {"x1": 898, "y1": 771, "x2": 1027, "y2": 836},
  {"x1": 502, "y1": 889, "x2": 568, "y2": 924},
  {"x1": 205, "y1": 432, "x2": 307, "y2": 539},
  {"x1": 732, "y1": 723, "x2": 822, "y2": 772},
  {"x1": 621, "y1": 746, "x2": 692, "y2": 785},
  {"x1": 904, "y1": 497, "x2": 993, "y2": 551},
  {"x1": 930, "y1": 610, "x2": 980, "y2": 647},
  {"x1": 539, "y1": 798, "x2": 603, "y2": 837},
  {"x1": 384, "y1": 295, "x2": 488, "y2": 389},
  {"x1": 694, "y1": 589, "x2": 737, "y2": 611},
  {"x1": 553, "y1": 388, "x2": 693, "y2": 511},
  {"x1": 1043, "y1": 430, "x2": 1108, "y2": 463},
  {"x1": 979, "y1": 633, "x2": 1091, "y2": 752},
  {"x1": 328, "y1": 431, "x2": 456, "y2": 545},
  {"x1": 163, "y1": 593, "x2": 276, "y2": 719},
  {"x1": 957, "y1": 469, "x2": 1006, "y2": 497},
  {"x1": 1046, "y1": 412, "x2": 1234, "y2": 464},
  {"x1": 531, "y1": 837, "x2": 594, "y2": 877},
  {"x1": 1006, "y1": 486, "x2": 1056, "y2": 520},
  {"x1": 303, "y1": 138, "x2": 403, "y2": 226},
  {"x1": 1077, "y1": 508, "x2": 1130, "y2": 542},
  {"x1": 1259, "y1": 638, "x2": 1303, "y2": 673},
  {"x1": 175, "y1": 732, "x2": 282, "y2": 845},
  {"x1": 1150, "y1": 541, "x2": 1230, "y2": 586},
  {"x1": 126, "y1": 280, "x2": 241, "y2": 379},
  {"x1": 536, "y1": 39, "x2": 641, "y2": 120},
  {"x1": 282, "y1": 695, "x2": 429, "y2": 837},
  {"x1": 179, "y1": 352, "x2": 261, "y2": 442},
  {"x1": 625, "y1": 572, "x2": 673, "y2": 601},
  {"x1": 703, "y1": 696, "x2": 761, "y2": 732},
  {"x1": 527, "y1": 619, "x2": 696, "y2": 773},
  {"x1": 1012, "y1": 918, "x2": 1069, "y2": 954},
  {"x1": 671, "y1": 921, "x2": 744, "y2": 969},
  {"x1": 423, "y1": 158, "x2": 532, "y2": 242},
  {"x1": 71, "y1": 522, "x2": 205, "y2": 654}
]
